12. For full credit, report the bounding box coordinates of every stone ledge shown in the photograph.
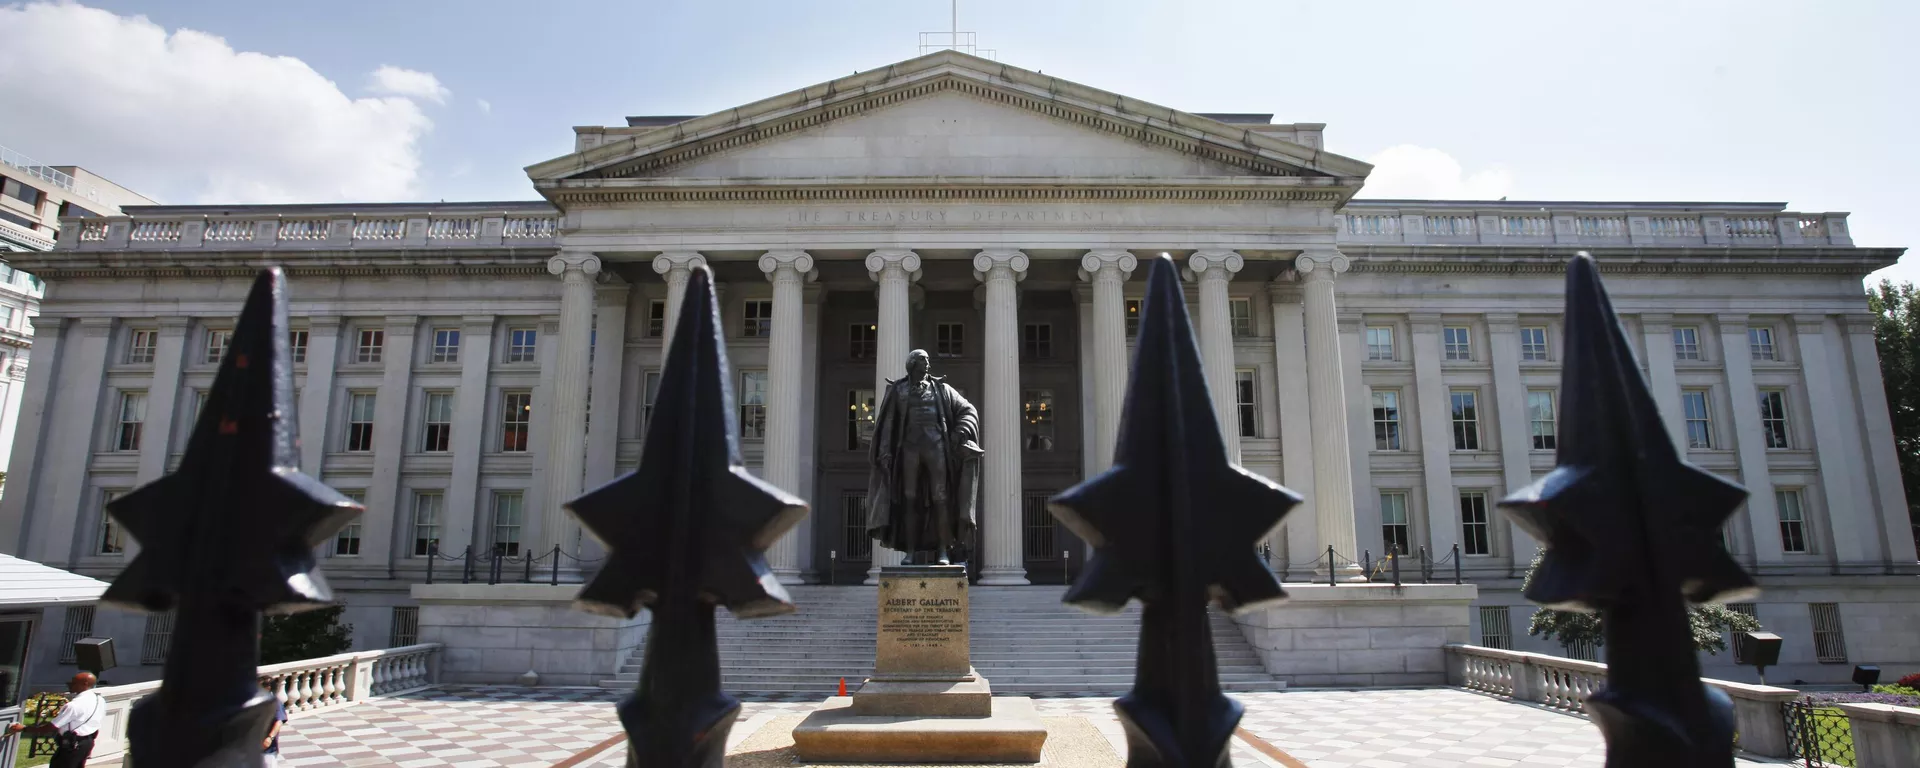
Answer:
[793,696,1047,763]
[411,583,584,603]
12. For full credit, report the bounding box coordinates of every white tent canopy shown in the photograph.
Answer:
[0,554,107,608]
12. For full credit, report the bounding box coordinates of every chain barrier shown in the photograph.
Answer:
[416,543,606,585]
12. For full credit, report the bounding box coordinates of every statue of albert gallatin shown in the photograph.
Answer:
[866,349,982,565]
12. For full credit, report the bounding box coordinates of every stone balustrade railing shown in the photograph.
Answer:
[1444,643,1801,758]
[61,207,560,252]
[86,643,441,762]
[1834,701,1920,768]
[1340,205,1853,248]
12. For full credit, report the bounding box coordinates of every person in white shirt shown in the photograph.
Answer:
[6,672,105,768]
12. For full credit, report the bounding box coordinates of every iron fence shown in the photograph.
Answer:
[1783,699,1856,767]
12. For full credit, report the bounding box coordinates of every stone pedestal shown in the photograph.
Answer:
[793,565,1047,763]
[410,583,648,687]
[1231,583,1477,687]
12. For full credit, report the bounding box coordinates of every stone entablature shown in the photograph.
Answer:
[1340,201,1854,249]
[54,202,559,258]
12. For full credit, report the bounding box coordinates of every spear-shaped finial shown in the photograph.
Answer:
[103,268,361,766]
[1048,254,1299,767]
[568,266,809,767]
[1500,253,1756,767]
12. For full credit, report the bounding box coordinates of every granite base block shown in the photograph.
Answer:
[852,673,992,716]
[792,696,1047,763]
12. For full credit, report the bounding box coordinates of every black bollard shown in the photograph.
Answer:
[426,542,436,585]
[1391,548,1402,586]
[1452,543,1463,585]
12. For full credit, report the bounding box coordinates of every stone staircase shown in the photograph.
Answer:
[599,585,1281,695]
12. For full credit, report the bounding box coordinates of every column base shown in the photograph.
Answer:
[1315,563,1370,583]
[976,568,1030,586]
[773,570,806,585]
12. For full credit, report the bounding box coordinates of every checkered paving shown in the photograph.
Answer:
[276,685,1792,766]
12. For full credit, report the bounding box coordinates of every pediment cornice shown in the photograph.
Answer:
[542,176,1360,207]
[528,52,1372,188]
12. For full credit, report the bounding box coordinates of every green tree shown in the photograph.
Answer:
[260,605,353,665]
[1867,280,1920,536]
[1521,551,1759,655]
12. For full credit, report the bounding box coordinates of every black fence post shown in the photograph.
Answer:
[462,545,473,584]
[523,552,533,583]
[1419,545,1430,584]
[1452,543,1463,585]
[1326,545,1336,586]
[1363,549,1372,583]
[426,542,436,584]
[551,545,561,585]
[1391,548,1402,586]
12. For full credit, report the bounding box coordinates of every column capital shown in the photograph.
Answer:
[1294,249,1349,280]
[548,251,602,277]
[759,249,814,278]
[1842,313,1878,335]
[653,250,706,275]
[972,249,1029,282]
[1187,249,1243,279]
[1079,249,1137,278]
[1483,312,1519,333]
[865,249,921,282]
[1408,313,1443,333]
[1638,312,1674,332]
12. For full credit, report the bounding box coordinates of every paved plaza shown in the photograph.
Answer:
[266,685,1791,767]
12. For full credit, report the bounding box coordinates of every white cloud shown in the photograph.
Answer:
[476,98,492,114]
[1358,145,1515,200]
[0,2,436,204]
[369,65,450,104]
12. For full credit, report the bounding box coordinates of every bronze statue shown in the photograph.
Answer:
[867,349,982,565]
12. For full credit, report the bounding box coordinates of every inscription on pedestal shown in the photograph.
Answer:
[875,565,970,679]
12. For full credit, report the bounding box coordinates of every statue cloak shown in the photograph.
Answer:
[865,375,982,555]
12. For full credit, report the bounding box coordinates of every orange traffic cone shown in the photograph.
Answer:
[839,677,847,697]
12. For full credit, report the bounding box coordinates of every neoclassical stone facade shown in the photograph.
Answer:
[1,52,1914,685]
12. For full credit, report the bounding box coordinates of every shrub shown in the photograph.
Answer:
[260,605,354,665]
[1898,672,1920,689]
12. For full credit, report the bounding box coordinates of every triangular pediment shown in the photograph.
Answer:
[527,51,1371,187]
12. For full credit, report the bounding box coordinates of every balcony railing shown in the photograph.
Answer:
[58,208,560,252]
[1339,205,1852,247]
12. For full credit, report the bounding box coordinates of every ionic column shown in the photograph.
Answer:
[865,250,921,581]
[1718,314,1785,565]
[1271,281,1317,577]
[653,251,706,347]
[1842,314,1920,565]
[544,252,600,556]
[1296,251,1363,580]
[1793,314,1872,567]
[1637,313,1688,449]
[975,249,1030,585]
[1485,313,1537,572]
[1190,250,1244,461]
[136,317,191,483]
[1080,250,1136,471]
[297,317,342,476]
[761,250,813,584]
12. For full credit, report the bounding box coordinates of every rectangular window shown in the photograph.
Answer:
[0,306,11,329]
[1478,606,1513,649]
[1024,389,1055,451]
[1235,370,1257,438]
[500,391,531,452]
[1520,326,1549,361]
[492,492,524,556]
[204,328,231,365]
[1228,298,1253,338]
[1682,389,1713,449]
[1809,603,1847,663]
[430,328,460,364]
[849,324,876,361]
[141,613,175,665]
[1759,389,1790,449]
[422,392,454,452]
[411,491,443,557]
[1776,489,1808,553]
[59,606,95,664]
[1022,323,1053,359]
[1371,390,1401,450]
[98,490,124,555]
[1727,603,1759,663]
[355,328,384,364]
[333,491,364,556]
[1527,390,1558,450]
[847,388,877,450]
[116,391,146,451]
[1380,491,1410,555]
[288,329,308,364]
[935,322,965,357]
[127,329,157,364]
[647,300,666,338]
[187,389,208,430]
[1460,490,1491,555]
[346,392,377,452]
[739,370,767,440]
[1124,299,1141,338]
[742,300,773,338]
[1443,326,1472,361]
[507,327,537,363]
[390,607,420,647]
[640,373,661,433]
[1748,327,1776,361]
[1450,389,1481,451]
[1673,326,1701,360]
[1365,326,1394,361]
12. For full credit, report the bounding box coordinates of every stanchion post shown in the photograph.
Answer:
[1391,549,1402,586]
[551,545,561,585]
[1363,549,1372,583]
[1326,545,1336,586]
[1453,543,1463,585]
[524,552,533,583]
[426,542,436,584]
[1419,545,1430,584]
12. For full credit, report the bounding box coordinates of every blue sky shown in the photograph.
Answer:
[4,0,1915,284]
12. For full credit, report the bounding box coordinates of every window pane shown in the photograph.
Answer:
[1124,299,1141,338]
[647,301,665,338]
[849,324,877,360]
[1234,370,1257,438]
[412,492,443,556]
[936,322,965,357]
[1527,390,1557,450]
[1228,298,1253,338]
[508,328,538,363]
[1682,390,1712,448]
[1460,491,1491,555]
[1776,489,1807,553]
[501,391,532,452]
[743,300,773,338]
[432,329,461,363]
[1520,327,1549,361]
[739,371,767,439]
[1748,327,1775,360]
[1366,327,1394,361]
[117,392,146,451]
[1760,390,1790,449]
[1023,389,1055,451]
[1673,327,1701,360]
[1450,390,1480,451]
[847,389,877,450]
[492,492,524,556]
[1380,492,1409,555]
[1371,390,1401,451]
[1443,327,1472,361]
